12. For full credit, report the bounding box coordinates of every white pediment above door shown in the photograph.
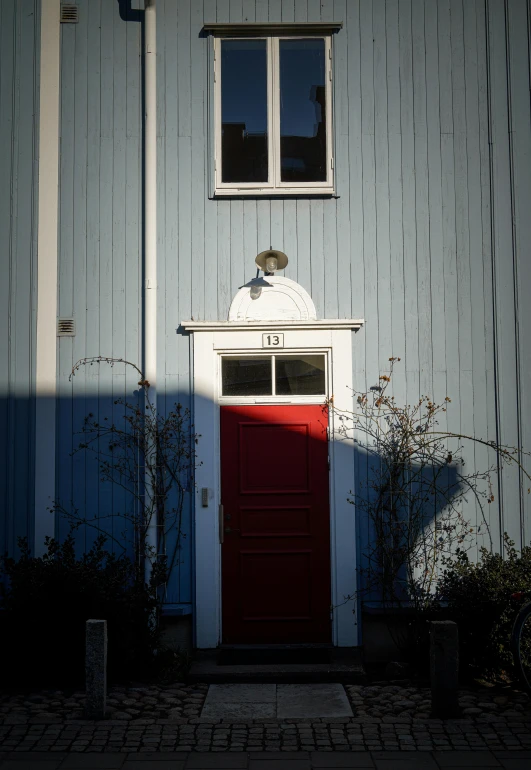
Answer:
[228,276,317,322]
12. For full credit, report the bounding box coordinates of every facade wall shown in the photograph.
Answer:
[51,0,531,615]
[55,0,145,570]
[0,0,41,560]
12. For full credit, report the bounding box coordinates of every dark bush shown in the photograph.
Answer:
[436,535,531,680]
[0,531,166,689]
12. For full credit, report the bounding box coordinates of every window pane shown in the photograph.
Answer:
[221,40,268,183]
[275,355,326,395]
[279,39,327,183]
[222,357,272,396]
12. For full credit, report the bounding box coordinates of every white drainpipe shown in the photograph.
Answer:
[144,0,158,589]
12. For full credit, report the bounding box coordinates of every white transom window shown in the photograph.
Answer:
[210,25,338,196]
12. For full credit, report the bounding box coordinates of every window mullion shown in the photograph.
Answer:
[271,355,276,396]
[267,37,275,187]
[271,37,280,189]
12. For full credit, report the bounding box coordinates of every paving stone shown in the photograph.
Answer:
[204,685,276,705]
[277,686,353,720]
[249,761,310,770]
[311,751,375,766]
[201,703,276,720]
[371,761,438,770]
[433,749,502,765]
[122,759,185,770]
[185,754,248,767]
[0,764,64,770]
[5,753,68,761]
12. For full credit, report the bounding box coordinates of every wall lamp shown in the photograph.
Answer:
[240,250,289,300]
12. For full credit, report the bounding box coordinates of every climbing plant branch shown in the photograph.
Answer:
[328,357,530,659]
[50,356,199,602]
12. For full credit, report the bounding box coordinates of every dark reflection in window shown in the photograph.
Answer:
[275,355,326,395]
[280,39,327,183]
[221,40,268,183]
[222,357,272,396]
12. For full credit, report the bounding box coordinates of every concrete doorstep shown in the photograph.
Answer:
[187,649,367,685]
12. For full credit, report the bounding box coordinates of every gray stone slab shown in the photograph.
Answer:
[370,753,437,762]
[248,762,310,770]
[60,754,126,769]
[200,702,277,720]
[433,750,501,766]
[204,684,277,704]
[490,764,529,770]
[311,751,375,766]
[121,763,184,770]
[0,764,64,770]
[249,753,310,760]
[185,754,248,768]
[374,754,438,770]
[5,754,68,761]
[125,754,189,761]
[277,684,353,719]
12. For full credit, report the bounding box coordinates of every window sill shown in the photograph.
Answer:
[211,189,338,199]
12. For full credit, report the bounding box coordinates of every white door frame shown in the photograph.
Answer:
[181,319,363,649]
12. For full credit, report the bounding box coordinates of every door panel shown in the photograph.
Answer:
[221,404,331,644]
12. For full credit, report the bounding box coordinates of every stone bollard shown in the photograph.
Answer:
[84,619,107,719]
[430,620,460,718]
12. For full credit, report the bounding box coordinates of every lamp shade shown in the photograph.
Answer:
[255,249,288,272]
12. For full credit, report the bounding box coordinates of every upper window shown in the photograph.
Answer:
[213,33,334,196]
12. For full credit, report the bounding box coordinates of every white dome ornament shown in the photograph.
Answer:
[229,250,317,323]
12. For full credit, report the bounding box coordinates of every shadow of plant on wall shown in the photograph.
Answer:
[329,357,531,670]
[51,356,199,608]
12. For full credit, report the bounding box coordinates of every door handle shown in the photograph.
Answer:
[224,527,241,534]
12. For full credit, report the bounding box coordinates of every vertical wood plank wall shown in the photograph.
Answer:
[54,0,531,610]
[0,0,40,561]
[56,0,143,570]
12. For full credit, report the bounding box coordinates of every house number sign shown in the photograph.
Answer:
[262,333,284,348]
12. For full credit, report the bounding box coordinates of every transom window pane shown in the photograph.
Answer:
[275,355,326,395]
[279,39,326,183]
[222,357,272,396]
[221,40,268,183]
[221,355,327,397]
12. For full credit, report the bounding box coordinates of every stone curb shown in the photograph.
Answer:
[2,716,530,726]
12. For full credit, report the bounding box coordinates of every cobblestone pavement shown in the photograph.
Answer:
[0,749,530,768]
[2,681,529,725]
[1,681,530,754]
[0,684,209,723]
[350,682,531,721]
[1,716,531,753]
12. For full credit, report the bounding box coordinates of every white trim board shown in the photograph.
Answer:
[182,320,363,331]
[184,319,363,649]
[34,0,61,556]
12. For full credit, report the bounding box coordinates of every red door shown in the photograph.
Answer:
[220,404,331,644]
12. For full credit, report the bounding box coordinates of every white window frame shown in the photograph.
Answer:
[213,33,335,197]
[219,351,329,402]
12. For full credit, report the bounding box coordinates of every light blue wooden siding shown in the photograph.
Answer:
[56,0,145,580]
[0,0,40,562]
[56,0,531,613]
[155,0,530,553]
[492,0,531,550]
